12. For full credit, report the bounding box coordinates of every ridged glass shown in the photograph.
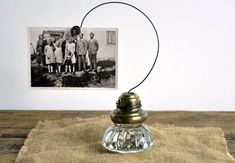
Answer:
[102,123,153,153]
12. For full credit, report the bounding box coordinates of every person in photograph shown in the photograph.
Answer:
[77,33,88,71]
[72,34,78,71]
[42,35,48,66]
[62,33,70,60]
[36,35,44,66]
[88,32,99,72]
[54,35,63,73]
[44,38,55,73]
[65,37,76,74]
[71,25,80,62]
[64,47,72,74]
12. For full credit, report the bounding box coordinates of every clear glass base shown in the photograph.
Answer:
[102,124,154,153]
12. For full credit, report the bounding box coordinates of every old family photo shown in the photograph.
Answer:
[29,27,118,88]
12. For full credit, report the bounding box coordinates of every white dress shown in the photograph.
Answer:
[67,42,76,64]
[44,45,55,64]
[54,47,63,64]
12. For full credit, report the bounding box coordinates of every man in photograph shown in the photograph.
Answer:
[88,32,99,72]
[36,34,45,66]
[77,33,88,71]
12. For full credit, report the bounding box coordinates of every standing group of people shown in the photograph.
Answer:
[35,31,99,74]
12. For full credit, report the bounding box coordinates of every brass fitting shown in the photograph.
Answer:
[110,92,148,124]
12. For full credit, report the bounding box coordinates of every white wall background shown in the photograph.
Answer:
[0,0,234,111]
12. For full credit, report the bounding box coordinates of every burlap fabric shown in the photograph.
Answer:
[16,115,234,163]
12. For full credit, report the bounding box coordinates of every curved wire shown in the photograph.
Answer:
[80,1,160,93]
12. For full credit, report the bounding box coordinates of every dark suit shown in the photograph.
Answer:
[61,40,67,60]
[77,39,88,71]
[88,39,99,71]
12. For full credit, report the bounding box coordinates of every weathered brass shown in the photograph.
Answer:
[110,92,148,124]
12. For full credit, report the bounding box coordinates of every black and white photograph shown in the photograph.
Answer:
[29,27,118,88]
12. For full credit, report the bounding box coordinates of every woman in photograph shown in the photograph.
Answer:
[54,36,63,73]
[44,39,55,73]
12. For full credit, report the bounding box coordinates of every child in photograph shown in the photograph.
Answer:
[67,37,76,74]
[64,37,75,74]
[64,45,72,74]
[44,39,55,73]
[54,36,63,73]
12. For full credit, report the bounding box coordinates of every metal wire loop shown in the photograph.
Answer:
[79,1,160,93]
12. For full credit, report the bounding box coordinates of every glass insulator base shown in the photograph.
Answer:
[102,124,154,153]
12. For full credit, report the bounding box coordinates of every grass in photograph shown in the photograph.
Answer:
[31,59,116,88]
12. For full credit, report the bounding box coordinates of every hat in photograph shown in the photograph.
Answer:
[71,26,80,36]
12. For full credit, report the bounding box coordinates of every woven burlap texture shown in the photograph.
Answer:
[16,115,234,163]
